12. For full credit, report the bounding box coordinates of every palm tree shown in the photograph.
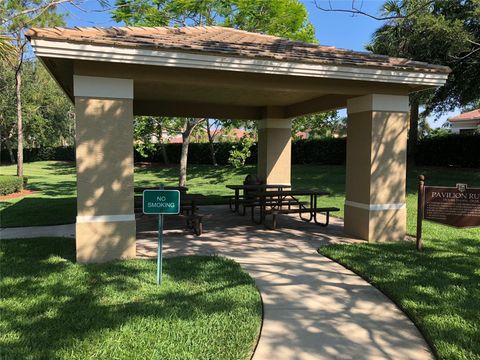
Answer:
[366,0,432,164]
[0,35,16,66]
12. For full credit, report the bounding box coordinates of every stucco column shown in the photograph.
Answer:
[345,94,409,241]
[74,75,136,263]
[257,118,292,185]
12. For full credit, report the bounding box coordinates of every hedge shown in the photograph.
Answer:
[0,175,25,196]
[292,138,346,164]
[0,146,75,163]
[1,134,479,168]
[415,134,480,168]
[134,142,258,165]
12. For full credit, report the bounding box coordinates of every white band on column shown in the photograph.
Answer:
[345,200,405,211]
[76,214,136,223]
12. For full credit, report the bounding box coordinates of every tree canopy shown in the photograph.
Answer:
[367,0,480,114]
[113,0,316,42]
[0,60,73,158]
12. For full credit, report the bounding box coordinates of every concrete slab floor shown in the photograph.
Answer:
[137,205,432,360]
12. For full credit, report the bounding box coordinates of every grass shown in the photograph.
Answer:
[0,237,262,359]
[1,161,477,228]
[1,161,479,358]
[0,161,345,227]
[1,162,77,227]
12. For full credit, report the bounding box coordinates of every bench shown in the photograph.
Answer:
[178,213,203,236]
[242,199,301,215]
[251,204,339,229]
[190,214,203,236]
[270,207,339,228]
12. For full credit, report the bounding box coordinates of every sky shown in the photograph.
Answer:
[59,0,458,128]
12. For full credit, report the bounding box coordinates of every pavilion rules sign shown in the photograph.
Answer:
[416,177,479,252]
[423,183,480,228]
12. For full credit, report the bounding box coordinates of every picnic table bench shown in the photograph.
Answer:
[248,189,339,229]
[225,184,291,214]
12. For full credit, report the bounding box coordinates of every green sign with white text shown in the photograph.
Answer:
[143,190,180,215]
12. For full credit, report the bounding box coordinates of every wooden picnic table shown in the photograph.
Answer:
[225,184,291,213]
[247,189,338,228]
[135,186,188,194]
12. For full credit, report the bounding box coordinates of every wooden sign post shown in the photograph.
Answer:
[416,175,425,251]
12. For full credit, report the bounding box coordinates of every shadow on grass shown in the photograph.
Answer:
[43,161,76,176]
[134,164,253,187]
[0,238,261,359]
[27,179,77,197]
[0,197,76,227]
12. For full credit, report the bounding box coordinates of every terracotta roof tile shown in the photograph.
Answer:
[26,26,451,74]
[449,109,480,122]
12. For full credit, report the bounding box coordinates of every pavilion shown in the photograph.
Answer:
[27,26,450,263]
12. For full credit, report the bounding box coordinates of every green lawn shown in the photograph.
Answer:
[1,161,477,228]
[1,160,479,358]
[0,161,343,227]
[0,237,262,359]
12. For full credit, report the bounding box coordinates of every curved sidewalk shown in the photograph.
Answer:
[0,224,75,239]
[2,207,433,359]
[138,206,432,360]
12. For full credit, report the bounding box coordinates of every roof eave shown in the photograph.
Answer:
[30,38,450,88]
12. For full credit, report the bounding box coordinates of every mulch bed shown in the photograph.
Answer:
[0,189,37,200]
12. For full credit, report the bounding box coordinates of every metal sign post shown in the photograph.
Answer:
[142,184,180,285]
[157,211,164,285]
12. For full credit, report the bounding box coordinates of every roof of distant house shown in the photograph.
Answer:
[449,109,480,122]
[26,26,451,75]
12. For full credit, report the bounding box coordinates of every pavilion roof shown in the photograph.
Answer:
[26,26,451,75]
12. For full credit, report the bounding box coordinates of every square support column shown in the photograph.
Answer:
[257,118,292,185]
[345,94,409,241]
[74,76,136,263]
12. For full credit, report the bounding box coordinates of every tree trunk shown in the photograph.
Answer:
[0,118,16,164]
[408,96,419,166]
[156,120,169,165]
[15,55,23,177]
[5,136,16,164]
[160,141,169,166]
[206,119,218,166]
[179,119,194,187]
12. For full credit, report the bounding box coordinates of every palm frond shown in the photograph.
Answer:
[0,35,17,66]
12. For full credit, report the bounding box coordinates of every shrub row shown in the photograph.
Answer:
[134,142,258,165]
[415,134,480,168]
[292,138,346,164]
[1,134,479,167]
[1,146,75,164]
[0,175,25,196]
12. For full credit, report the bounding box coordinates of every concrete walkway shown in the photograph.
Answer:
[137,206,433,360]
[0,223,75,239]
[2,206,432,359]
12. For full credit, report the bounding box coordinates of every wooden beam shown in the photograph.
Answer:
[134,100,262,120]
[74,60,412,96]
[286,95,352,118]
